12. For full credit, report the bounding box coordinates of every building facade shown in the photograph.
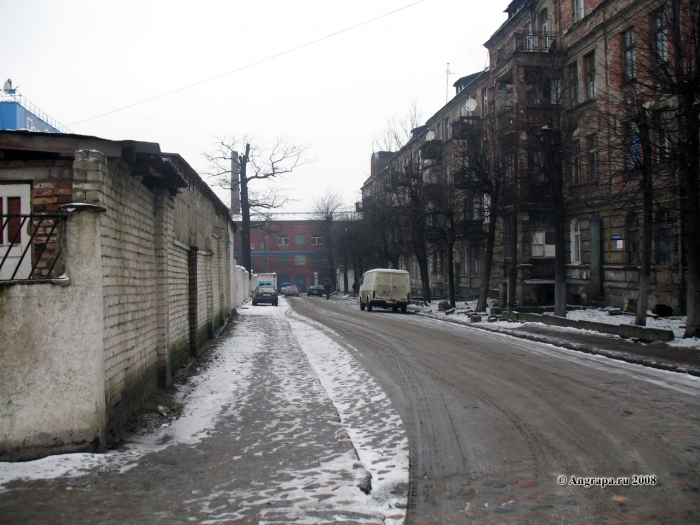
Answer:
[233,216,330,292]
[363,0,695,316]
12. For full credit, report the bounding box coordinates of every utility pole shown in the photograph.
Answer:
[238,144,252,277]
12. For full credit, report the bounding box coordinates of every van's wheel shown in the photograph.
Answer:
[360,299,365,310]
[401,304,407,313]
[367,303,373,312]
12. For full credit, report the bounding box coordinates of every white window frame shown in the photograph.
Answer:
[572,0,585,23]
[570,219,581,263]
[532,230,555,258]
[0,184,32,279]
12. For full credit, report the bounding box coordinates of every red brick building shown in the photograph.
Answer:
[233,217,329,292]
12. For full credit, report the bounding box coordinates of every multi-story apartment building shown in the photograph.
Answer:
[363,0,697,320]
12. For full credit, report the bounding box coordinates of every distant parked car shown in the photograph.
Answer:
[307,284,324,297]
[279,283,291,294]
[284,284,300,297]
[252,286,278,306]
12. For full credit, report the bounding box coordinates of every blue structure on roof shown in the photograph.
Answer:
[0,80,71,133]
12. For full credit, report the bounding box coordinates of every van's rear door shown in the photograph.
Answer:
[390,272,409,301]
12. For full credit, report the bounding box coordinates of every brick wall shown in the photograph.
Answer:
[168,240,191,372]
[74,152,160,431]
[0,144,235,459]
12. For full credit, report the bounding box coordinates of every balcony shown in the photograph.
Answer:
[514,32,557,54]
[497,108,515,132]
[492,32,558,78]
[420,140,443,161]
[451,116,481,141]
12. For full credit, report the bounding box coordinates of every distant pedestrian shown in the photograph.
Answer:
[324,280,330,300]
[352,281,359,298]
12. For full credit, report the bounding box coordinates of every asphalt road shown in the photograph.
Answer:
[288,296,700,524]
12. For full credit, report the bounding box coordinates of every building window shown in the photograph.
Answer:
[658,227,672,264]
[504,215,514,259]
[628,213,640,264]
[469,193,484,220]
[295,255,306,266]
[532,230,556,258]
[482,88,488,116]
[549,78,561,105]
[653,9,668,64]
[654,110,671,163]
[278,255,289,267]
[294,234,306,246]
[311,235,322,245]
[445,117,450,139]
[587,134,598,181]
[570,219,581,263]
[572,0,585,23]
[312,253,323,267]
[569,139,581,184]
[470,245,483,276]
[624,122,641,171]
[540,9,550,49]
[622,28,636,82]
[278,234,289,246]
[567,62,579,106]
[504,153,516,184]
[529,150,546,181]
[251,242,255,250]
[525,19,534,51]
[530,211,555,258]
[584,51,596,99]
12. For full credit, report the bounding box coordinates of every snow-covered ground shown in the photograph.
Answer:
[0,300,409,524]
[338,293,699,351]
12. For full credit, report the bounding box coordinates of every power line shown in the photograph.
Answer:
[70,0,425,126]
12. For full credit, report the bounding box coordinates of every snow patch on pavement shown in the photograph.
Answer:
[0,318,264,489]
[287,313,410,515]
[0,299,409,524]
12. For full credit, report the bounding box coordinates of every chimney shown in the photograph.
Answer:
[231,151,240,215]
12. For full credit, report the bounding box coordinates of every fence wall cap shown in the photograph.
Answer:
[59,203,107,213]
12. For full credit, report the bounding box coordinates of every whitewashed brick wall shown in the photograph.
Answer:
[168,240,190,370]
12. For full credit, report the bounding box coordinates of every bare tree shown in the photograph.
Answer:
[502,58,584,317]
[312,190,345,291]
[646,0,700,337]
[368,103,432,302]
[601,0,700,335]
[423,167,465,308]
[204,136,308,275]
[373,101,422,152]
[452,116,503,312]
[389,152,433,303]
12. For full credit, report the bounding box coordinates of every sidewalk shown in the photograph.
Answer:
[0,302,409,524]
[336,294,700,377]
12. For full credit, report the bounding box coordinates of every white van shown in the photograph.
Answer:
[359,269,411,313]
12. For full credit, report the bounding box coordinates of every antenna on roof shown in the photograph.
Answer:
[445,63,454,103]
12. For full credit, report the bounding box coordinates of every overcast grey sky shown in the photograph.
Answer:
[2,0,510,212]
